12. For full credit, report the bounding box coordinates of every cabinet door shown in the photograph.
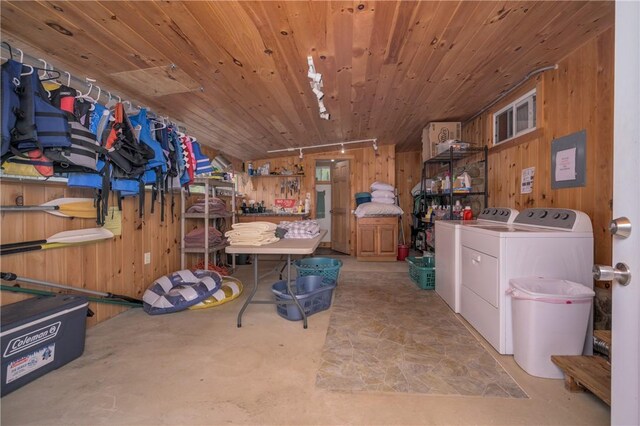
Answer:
[377,224,397,256]
[357,225,377,257]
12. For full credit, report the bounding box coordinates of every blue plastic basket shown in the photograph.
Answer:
[271,276,336,321]
[406,256,435,290]
[294,257,343,283]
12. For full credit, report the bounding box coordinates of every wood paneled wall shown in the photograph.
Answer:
[243,144,396,255]
[395,151,422,245]
[0,180,181,327]
[463,28,613,287]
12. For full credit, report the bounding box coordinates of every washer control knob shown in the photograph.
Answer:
[561,213,570,220]
[539,211,548,218]
[553,213,561,219]
[527,211,535,217]
[491,209,498,215]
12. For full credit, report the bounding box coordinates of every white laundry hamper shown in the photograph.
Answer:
[508,277,595,379]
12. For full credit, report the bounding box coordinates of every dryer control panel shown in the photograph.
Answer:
[477,208,519,223]
[513,208,593,232]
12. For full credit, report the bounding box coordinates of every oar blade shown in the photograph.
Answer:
[47,228,114,244]
[43,198,95,218]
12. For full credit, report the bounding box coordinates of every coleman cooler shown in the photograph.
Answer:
[1,295,89,396]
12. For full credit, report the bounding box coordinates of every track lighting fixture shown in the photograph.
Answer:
[373,141,378,151]
[267,138,378,155]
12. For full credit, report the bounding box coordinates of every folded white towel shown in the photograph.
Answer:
[231,222,277,231]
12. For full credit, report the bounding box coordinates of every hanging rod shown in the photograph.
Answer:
[0,42,188,132]
[267,138,378,154]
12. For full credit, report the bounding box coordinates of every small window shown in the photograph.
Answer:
[316,166,330,181]
[494,89,536,145]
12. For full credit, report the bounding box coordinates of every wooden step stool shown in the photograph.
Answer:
[551,355,611,406]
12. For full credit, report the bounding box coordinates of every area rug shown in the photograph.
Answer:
[315,271,528,398]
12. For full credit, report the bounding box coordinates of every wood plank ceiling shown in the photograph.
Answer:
[0,1,614,160]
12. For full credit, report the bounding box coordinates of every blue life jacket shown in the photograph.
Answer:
[191,140,214,175]
[1,59,22,159]
[129,109,166,183]
[11,71,72,153]
[129,109,167,219]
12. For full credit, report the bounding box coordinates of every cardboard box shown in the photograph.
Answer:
[421,122,462,161]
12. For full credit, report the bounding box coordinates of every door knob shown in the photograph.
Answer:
[593,263,631,286]
[609,217,631,238]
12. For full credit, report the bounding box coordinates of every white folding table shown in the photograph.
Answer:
[226,229,327,329]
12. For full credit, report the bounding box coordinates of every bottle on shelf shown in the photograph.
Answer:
[463,206,473,221]
[453,200,462,219]
[443,173,451,192]
[247,162,254,176]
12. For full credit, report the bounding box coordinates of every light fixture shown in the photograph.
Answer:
[312,87,324,100]
[299,148,303,159]
[307,55,329,120]
[373,140,378,151]
[267,138,378,155]
[331,159,335,162]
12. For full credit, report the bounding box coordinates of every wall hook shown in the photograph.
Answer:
[38,58,48,78]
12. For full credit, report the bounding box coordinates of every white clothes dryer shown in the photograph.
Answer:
[459,208,594,355]
[435,208,519,313]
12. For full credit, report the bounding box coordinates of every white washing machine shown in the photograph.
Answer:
[435,208,519,313]
[459,208,594,355]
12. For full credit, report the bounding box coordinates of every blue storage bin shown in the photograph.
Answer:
[355,192,372,206]
[271,276,336,321]
[294,257,343,283]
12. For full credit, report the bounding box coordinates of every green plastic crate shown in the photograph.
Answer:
[406,256,435,290]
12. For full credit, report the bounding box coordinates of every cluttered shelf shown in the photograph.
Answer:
[249,174,305,178]
[421,191,486,198]
[181,243,229,254]
[424,146,487,164]
[183,212,233,219]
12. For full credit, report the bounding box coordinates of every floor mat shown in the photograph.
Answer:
[316,271,528,398]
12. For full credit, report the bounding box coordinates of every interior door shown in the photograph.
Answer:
[331,160,350,254]
[611,2,639,424]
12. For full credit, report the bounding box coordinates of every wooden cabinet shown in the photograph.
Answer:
[356,216,399,262]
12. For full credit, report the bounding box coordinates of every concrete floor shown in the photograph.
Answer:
[2,257,610,425]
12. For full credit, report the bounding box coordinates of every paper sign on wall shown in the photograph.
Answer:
[521,167,535,194]
[555,147,577,181]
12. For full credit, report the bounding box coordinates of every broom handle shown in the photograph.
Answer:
[0,205,59,212]
[1,240,47,250]
[0,272,142,304]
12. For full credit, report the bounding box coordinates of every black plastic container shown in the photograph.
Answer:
[1,295,88,396]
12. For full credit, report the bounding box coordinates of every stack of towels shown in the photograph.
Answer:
[278,220,320,239]
[184,227,227,248]
[186,197,228,216]
[225,222,279,246]
[370,181,396,205]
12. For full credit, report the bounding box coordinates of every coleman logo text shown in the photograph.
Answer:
[3,322,61,358]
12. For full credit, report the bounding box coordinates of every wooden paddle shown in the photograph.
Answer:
[0,198,96,219]
[0,228,114,255]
